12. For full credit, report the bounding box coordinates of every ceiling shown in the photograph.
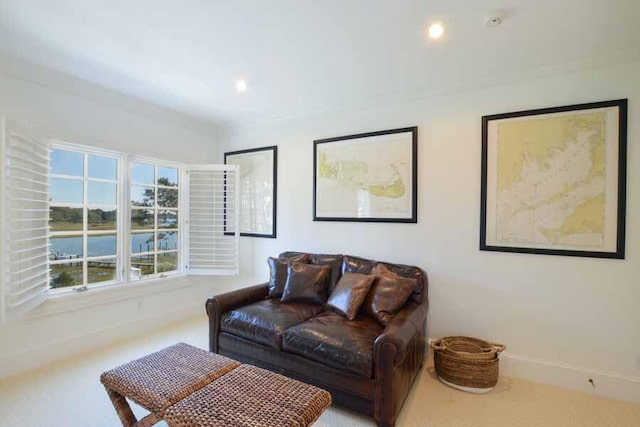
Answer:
[1,0,639,130]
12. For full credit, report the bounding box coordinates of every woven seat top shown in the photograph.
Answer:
[164,364,333,427]
[100,342,240,415]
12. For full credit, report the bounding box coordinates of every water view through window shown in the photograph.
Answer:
[50,233,177,258]
[49,148,119,289]
[130,162,179,279]
[48,148,181,288]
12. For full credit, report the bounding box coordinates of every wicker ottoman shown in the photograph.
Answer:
[101,342,332,427]
[101,343,240,427]
[164,364,332,427]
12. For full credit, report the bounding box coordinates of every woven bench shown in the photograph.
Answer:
[100,343,332,427]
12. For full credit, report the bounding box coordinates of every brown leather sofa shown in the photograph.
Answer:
[206,252,428,427]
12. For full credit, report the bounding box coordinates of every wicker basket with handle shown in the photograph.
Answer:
[434,336,506,360]
[431,336,506,392]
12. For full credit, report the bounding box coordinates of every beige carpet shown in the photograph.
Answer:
[1,316,639,427]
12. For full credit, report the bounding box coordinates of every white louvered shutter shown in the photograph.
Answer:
[184,165,240,275]
[1,118,50,323]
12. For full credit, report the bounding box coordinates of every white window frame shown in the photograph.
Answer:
[127,155,184,282]
[48,141,125,294]
[47,146,187,292]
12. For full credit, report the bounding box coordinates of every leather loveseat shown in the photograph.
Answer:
[206,252,428,427]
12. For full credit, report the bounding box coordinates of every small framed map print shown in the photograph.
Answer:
[224,146,277,238]
[480,99,627,259]
[314,127,417,223]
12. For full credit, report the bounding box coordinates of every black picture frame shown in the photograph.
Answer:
[224,145,277,238]
[480,99,627,259]
[313,126,418,223]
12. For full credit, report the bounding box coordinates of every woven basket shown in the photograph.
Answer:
[431,336,505,392]
[436,336,506,361]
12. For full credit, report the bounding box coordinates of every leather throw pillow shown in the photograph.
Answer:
[281,263,331,305]
[310,254,343,295]
[363,263,416,326]
[327,272,376,320]
[267,254,310,299]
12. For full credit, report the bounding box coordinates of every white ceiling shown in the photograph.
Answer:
[1,0,639,130]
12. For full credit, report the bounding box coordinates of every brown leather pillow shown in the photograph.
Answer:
[267,254,310,299]
[310,254,343,295]
[281,263,331,305]
[362,263,416,326]
[327,272,376,320]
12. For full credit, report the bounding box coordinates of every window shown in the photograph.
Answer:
[49,147,120,289]
[130,161,180,278]
[1,118,239,322]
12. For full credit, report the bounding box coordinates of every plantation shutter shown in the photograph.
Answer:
[1,118,50,323]
[184,165,240,275]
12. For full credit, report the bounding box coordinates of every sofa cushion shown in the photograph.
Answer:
[267,254,310,299]
[282,310,383,378]
[279,252,344,294]
[342,254,426,304]
[221,299,323,350]
[362,264,416,326]
[281,263,331,305]
[327,272,376,320]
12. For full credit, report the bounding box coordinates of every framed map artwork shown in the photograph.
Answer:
[314,127,417,223]
[224,146,277,238]
[480,99,627,259]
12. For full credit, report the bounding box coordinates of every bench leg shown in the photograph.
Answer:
[105,387,162,427]
[105,386,138,427]
[135,413,163,427]
[104,386,163,427]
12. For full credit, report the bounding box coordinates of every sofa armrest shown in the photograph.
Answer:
[374,302,426,366]
[205,283,269,353]
[206,283,268,316]
[373,302,427,426]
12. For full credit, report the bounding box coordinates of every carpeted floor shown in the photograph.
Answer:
[1,315,639,427]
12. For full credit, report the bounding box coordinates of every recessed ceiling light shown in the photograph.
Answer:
[236,79,247,92]
[427,23,444,39]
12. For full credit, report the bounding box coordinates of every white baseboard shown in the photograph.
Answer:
[427,339,640,405]
[499,352,640,405]
[0,303,201,380]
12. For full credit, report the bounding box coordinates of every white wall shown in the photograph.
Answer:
[0,56,228,379]
[0,54,218,161]
[219,60,640,403]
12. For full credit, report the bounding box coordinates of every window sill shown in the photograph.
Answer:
[27,274,191,319]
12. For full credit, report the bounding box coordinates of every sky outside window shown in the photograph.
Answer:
[51,149,118,205]
[88,182,117,205]
[132,162,154,184]
[51,149,82,176]
[89,155,117,180]
[158,166,178,186]
[50,178,83,204]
